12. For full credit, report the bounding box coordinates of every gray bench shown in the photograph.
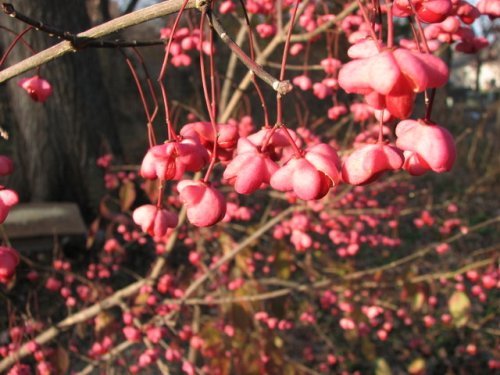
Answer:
[3,203,86,252]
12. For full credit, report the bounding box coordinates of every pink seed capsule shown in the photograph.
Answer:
[18,75,53,102]
[341,144,404,185]
[177,180,226,227]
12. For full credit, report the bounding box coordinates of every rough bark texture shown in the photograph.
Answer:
[0,0,122,220]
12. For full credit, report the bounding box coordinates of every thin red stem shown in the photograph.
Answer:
[408,18,423,53]
[132,47,160,126]
[160,84,177,140]
[407,0,431,54]
[260,124,279,153]
[408,16,431,117]
[238,0,270,126]
[0,26,34,69]
[199,11,218,183]
[278,1,299,82]
[378,109,384,143]
[407,2,436,119]
[0,25,36,54]
[157,0,190,140]
[209,28,217,121]
[424,89,436,122]
[281,125,303,157]
[333,29,340,59]
[156,183,165,208]
[276,0,300,126]
[121,50,157,147]
[356,0,382,51]
[158,0,190,79]
[254,75,271,127]
[372,0,383,40]
[386,1,394,49]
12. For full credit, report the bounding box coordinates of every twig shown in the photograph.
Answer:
[0,26,33,68]
[179,206,297,301]
[219,20,247,112]
[162,287,294,305]
[1,2,168,48]
[76,340,135,375]
[265,61,325,71]
[236,3,270,126]
[344,216,500,280]
[410,252,497,283]
[208,11,292,96]
[187,306,200,364]
[285,358,321,375]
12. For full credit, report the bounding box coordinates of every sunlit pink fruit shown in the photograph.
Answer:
[342,144,404,185]
[396,119,456,174]
[18,75,53,102]
[132,204,178,237]
[177,180,226,227]
[271,143,341,200]
[0,246,19,284]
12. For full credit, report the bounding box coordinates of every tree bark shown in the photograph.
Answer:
[0,0,122,220]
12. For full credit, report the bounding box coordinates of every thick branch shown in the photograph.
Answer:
[180,206,297,300]
[1,3,167,48]
[0,0,198,83]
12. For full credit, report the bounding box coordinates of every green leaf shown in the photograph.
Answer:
[375,358,393,375]
[411,290,425,311]
[119,180,136,212]
[448,291,471,327]
[408,357,426,374]
[275,246,291,280]
[50,346,70,374]
[361,336,375,360]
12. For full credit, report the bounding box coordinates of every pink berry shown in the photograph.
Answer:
[177,180,226,227]
[0,247,19,284]
[18,76,53,102]
[341,144,404,185]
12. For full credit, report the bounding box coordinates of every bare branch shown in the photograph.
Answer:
[219,21,247,112]
[209,11,292,96]
[1,2,169,47]
[0,0,291,98]
[0,0,199,83]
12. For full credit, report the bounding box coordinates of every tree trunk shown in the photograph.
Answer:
[0,0,122,220]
